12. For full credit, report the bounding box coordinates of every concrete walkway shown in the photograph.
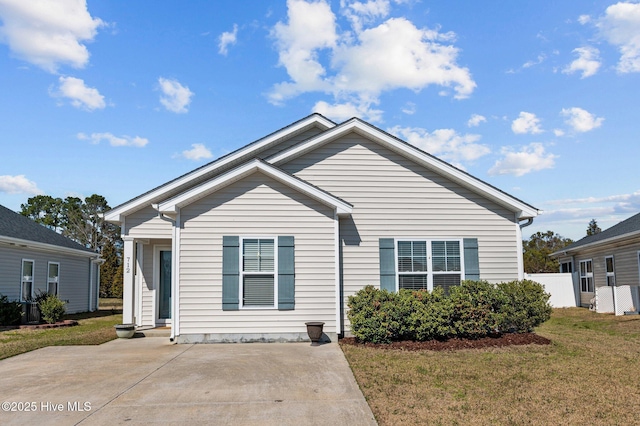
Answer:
[0,338,376,425]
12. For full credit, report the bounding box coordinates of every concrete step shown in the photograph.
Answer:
[136,327,171,338]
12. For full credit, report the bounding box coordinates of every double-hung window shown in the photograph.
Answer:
[241,238,276,308]
[48,262,60,296]
[605,256,615,287]
[579,259,594,292]
[21,259,34,301]
[397,239,462,292]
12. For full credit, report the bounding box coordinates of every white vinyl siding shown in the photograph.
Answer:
[47,262,60,296]
[124,205,172,238]
[21,259,34,301]
[0,245,94,313]
[178,171,336,336]
[278,133,520,330]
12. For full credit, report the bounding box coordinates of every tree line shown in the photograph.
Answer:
[523,218,601,273]
[20,195,122,298]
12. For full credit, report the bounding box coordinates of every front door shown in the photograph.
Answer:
[158,250,172,321]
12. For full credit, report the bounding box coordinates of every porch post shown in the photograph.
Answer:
[123,237,135,324]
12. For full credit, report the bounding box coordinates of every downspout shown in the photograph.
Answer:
[153,204,178,342]
[516,216,534,280]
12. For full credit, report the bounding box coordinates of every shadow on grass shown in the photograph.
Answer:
[65,309,123,321]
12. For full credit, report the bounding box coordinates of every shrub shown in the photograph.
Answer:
[0,294,23,326]
[449,280,506,339]
[407,287,453,341]
[38,294,66,324]
[497,279,552,332]
[347,280,553,343]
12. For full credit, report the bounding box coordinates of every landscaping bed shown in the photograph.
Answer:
[340,332,550,351]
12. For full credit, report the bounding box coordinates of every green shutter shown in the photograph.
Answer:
[278,236,295,310]
[379,238,396,292]
[222,236,239,311]
[463,238,480,281]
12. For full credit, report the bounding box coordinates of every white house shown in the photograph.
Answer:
[0,204,102,315]
[104,114,539,343]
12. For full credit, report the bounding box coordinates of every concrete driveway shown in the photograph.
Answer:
[0,338,376,425]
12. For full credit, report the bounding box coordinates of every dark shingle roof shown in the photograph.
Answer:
[0,204,96,254]
[559,212,640,253]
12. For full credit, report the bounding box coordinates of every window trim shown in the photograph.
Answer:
[579,259,594,293]
[605,255,615,287]
[395,238,464,292]
[21,259,35,302]
[637,251,640,285]
[239,236,278,310]
[47,262,60,297]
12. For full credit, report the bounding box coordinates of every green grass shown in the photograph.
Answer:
[0,300,122,361]
[341,308,640,425]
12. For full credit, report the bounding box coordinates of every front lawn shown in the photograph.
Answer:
[341,308,640,425]
[0,303,122,361]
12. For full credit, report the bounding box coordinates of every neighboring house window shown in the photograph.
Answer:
[48,262,60,296]
[605,256,615,287]
[579,259,594,293]
[560,261,572,273]
[396,239,462,292]
[241,238,276,308]
[21,259,34,301]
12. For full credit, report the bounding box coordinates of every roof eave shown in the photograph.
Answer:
[0,235,100,258]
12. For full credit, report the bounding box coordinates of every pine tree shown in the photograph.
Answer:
[586,219,602,236]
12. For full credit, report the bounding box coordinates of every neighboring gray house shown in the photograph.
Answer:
[104,114,539,343]
[0,204,102,314]
[551,212,640,307]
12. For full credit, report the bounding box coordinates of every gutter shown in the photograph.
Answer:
[152,204,178,342]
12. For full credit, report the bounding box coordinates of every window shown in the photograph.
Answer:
[21,259,34,301]
[560,261,573,273]
[605,256,615,287]
[579,259,594,293]
[241,238,276,308]
[47,262,60,296]
[397,240,462,292]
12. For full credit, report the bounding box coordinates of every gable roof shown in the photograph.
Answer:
[268,117,539,219]
[551,212,640,257]
[105,113,336,223]
[105,114,538,223]
[0,204,97,256]
[157,159,353,216]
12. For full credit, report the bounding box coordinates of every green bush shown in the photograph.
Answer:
[347,280,552,343]
[497,279,552,332]
[449,280,506,339]
[0,294,23,326]
[38,294,66,324]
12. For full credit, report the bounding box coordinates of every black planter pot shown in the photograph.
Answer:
[305,321,325,346]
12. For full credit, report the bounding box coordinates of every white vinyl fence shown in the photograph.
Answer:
[524,273,577,308]
[595,285,640,315]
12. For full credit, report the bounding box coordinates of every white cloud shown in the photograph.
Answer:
[218,24,238,55]
[488,143,557,177]
[596,1,640,73]
[78,132,148,147]
[401,102,416,115]
[578,15,592,25]
[269,0,475,118]
[389,125,490,164]
[158,77,194,113]
[0,0,104,72]
[0,174,42,194]
[561,107,604,132]
[467,114,486,127]
[553,129,565,137]
[511,112,543,134]
[313,99,383,122]
[180,143,213,161]
[522,54,546,69]
[52,76,105,110]
[563,46,601,78]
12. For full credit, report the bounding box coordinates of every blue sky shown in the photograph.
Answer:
[0,0,639,241]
